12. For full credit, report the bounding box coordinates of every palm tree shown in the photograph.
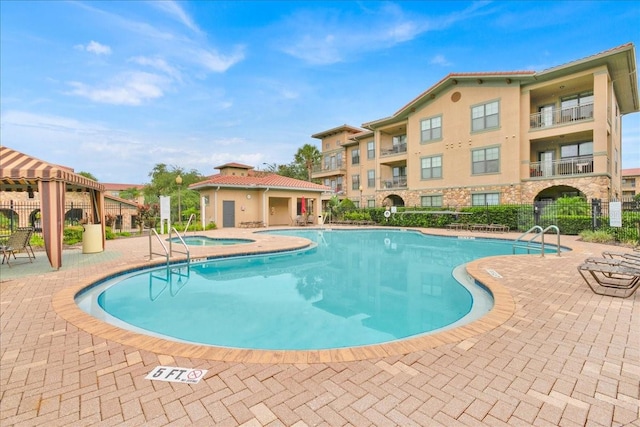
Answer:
[294,144,321,181]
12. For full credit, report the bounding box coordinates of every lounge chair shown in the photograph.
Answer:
[602,251,640,262]
[578,262,640,298]
[0,227,36,267]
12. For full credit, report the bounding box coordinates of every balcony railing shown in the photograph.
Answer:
[529,157,593,178]
[312,162,345,174]
[530,103,594,129]
[381,177,407,189]
[380,143,407,157]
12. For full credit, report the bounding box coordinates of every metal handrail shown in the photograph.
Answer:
[183,214,196,235]
[542,225,561,257]
[149,228,169,265]
[513,225,544,256]
[512,225,561,257]
[169,227,190,263]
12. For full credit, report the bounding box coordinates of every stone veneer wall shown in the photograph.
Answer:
[376,176,612,207]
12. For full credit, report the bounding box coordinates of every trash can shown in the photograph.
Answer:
[82,224,103,254]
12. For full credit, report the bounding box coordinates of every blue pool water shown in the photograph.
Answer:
[168,236,253,246]
[77,229,540,350]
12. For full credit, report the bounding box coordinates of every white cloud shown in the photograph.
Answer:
[130,56,182,82]
[194,46,246,73]
[152,0,203,35]
[278,2,492,65]
[430,54,453,67]
[67,71,168,105]
[75,40,112,55]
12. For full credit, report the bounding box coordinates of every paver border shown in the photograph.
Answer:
[52,231,518,364]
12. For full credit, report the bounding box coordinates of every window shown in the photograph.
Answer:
[367,169,375,187]
[367,199,375,208]
[352,174,360,190]
[421,155,442,179]
[421,116,442,142]
[472,147,500,174]
[561,91,593,121]
[471,101,499,131]
[392,135,406,147]
[367,141,375,159]
[561,141,592,159]
[472,193,499,206]
[336,176,343,193]
[352,148,360,165]
[421,195,442,207]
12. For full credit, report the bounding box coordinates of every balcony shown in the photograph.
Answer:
[381,177,407,189]
[529,157,594,178]
[380,143,407,157]
[530,103,594,129]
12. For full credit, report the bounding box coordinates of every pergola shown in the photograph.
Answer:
[0,146,105,269]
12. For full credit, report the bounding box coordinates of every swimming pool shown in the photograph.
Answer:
[76,229,536,351]
[168,235,253,246]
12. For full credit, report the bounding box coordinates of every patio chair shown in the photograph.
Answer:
[602,251,640,262]
[0,227,36,267]
[577,262,640,298]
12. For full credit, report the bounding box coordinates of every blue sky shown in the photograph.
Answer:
[1,1,639,184]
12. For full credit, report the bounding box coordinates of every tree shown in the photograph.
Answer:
[142,164,205,222]
[294,143,321,181]
[275,162,307,181]
[119,187,141,200]
[78,171,98,181]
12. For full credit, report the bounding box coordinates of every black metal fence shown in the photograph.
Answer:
[366,198,640,243]
[0,200,141,236]
[1,198,638,243]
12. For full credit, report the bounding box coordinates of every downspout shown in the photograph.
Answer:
[214,186,220,227]
[263,188,270,226]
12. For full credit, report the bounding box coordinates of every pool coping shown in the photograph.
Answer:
[52,228,519,364]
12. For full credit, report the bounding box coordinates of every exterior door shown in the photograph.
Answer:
[539,151,554,177]
[222,200,235,228]
[539,105,554,127]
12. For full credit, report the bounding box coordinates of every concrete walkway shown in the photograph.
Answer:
[1,228,638,426]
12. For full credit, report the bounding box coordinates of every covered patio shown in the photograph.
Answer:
[0,146,105,269]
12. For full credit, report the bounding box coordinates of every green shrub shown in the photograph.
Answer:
[63,226,84,245]
[579,230,616,244]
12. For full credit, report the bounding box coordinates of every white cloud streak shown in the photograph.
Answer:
[74,40,112,55]
[277,2,492,65]
[67,71,169,105]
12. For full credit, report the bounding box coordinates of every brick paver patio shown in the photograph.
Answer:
[1,227,638,426]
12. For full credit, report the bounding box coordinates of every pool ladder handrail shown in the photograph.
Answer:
[183,214,196,235]
[148,228,170,265]
[169,227,190,264]
[148,228,191,266]
[512,225,561,257]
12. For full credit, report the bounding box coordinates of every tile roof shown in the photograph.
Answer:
[622,168,640,176]
[190,171,330,192]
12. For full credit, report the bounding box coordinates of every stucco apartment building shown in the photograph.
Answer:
[312,43,639,209]
[622,168,640,199]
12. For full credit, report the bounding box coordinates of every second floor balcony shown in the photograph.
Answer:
[381,176,407,189]
[529,156,594,179]
[530,103,594,129]
[380,143,407,157]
